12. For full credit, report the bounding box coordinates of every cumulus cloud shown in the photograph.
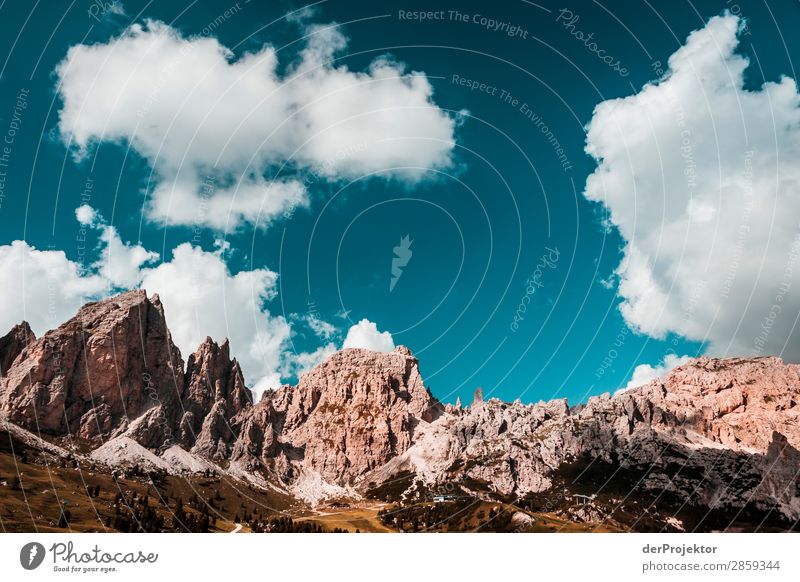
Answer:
[55,20,457,229]
[584,13,800,359]
[342,318,395,352]
[304,313,337,340]
[139,243,291,394]
[622,354,692,392]
[75,204,97,225]
[76,204,159,288]
[0,241,106,337]
[98,226,159,288]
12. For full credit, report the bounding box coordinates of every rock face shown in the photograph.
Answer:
[230,347,444,486]
[0,291,184,442]
[627,357,800,451]
[181,337,252,458]
[0,321,34,377]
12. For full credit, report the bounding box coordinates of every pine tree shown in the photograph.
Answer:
[57,508,71,529]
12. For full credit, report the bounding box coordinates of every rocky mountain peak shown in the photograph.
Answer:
[0,290,184,441]
[295,346,438,419]
[229,345,444,489]
[393,345,414,357]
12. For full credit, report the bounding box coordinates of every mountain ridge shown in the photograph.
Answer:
[1,290,798,530]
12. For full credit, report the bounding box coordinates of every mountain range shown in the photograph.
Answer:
[1,290,798,532]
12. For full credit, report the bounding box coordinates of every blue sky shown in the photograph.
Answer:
[2,0,800,406]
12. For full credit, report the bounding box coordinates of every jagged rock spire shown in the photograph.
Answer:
[0,321,34,377]
[181,335,253,458]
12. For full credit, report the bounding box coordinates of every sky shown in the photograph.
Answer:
[1,0,799,406]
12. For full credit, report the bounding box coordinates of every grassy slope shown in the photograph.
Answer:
[0,430,294,533]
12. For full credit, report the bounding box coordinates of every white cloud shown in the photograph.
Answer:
[76,205,160,288]
[621,354,692,392]
[139,243,291,394]
[55,20,457,229]
[97,225,159,288]
[75,204,96,225]
[304,313,337,340]
[342,318,395,352]
[0,241,106,337]
[584,13,800,359]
